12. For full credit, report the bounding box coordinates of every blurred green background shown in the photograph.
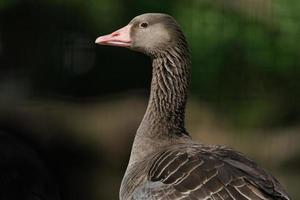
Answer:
[0,0,299,199]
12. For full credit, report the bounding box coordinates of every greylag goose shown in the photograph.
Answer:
[95,13,290,200]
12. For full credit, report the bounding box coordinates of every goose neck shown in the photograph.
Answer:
[139,48,190,137]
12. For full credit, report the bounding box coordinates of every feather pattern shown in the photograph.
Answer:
[122,144,290,200]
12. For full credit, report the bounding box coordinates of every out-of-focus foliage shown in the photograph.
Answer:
[173,0,300,128]
[0,0,299,199]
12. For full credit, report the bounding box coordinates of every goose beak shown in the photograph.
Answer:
[95,24,132,47]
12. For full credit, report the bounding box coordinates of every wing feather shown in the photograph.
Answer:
[132,144,290,200]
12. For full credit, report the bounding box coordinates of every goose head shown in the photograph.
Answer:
[95,13,187,57]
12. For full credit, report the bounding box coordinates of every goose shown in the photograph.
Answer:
[95,13,290,200]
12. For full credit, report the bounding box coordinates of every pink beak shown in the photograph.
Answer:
[95,24,132,47]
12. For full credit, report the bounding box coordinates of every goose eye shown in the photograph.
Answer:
[140,22,149,28]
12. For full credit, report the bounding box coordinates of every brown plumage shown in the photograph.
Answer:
[95,13,290,200]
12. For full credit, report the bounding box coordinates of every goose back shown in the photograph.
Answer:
[121,143,289,200]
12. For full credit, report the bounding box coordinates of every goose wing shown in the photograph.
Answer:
[133,145,290,200]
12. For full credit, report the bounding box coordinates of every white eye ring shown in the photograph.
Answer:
[140,22,149,28]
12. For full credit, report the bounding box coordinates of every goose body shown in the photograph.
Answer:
[96,13,290,200]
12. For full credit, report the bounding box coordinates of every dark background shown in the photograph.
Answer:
[0,0,299,199]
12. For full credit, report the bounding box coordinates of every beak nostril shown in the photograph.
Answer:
[95,24,132,46]
[112,32,120,37]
